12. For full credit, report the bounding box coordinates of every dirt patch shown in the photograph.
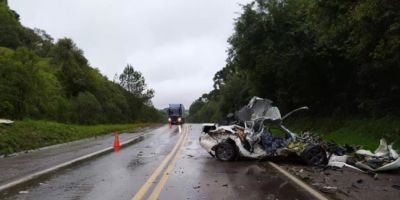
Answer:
[281,164,400,200]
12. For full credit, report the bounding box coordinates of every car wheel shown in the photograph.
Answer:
[301,145,327,166]
[215,141,238,161]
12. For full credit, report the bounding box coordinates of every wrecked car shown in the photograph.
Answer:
[199,97,342,166]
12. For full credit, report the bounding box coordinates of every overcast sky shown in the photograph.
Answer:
[9,0,251,109]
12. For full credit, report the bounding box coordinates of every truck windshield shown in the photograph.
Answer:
[168,108,181,116]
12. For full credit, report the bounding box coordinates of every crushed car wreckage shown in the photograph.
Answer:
[199,96,400,172]
[199,97,344,166]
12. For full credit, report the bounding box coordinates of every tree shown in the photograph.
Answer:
[0,3,24,48]
[0,47,67,119]
[72,92,102,124]
[189,0,400,121]
[119,64,154,100]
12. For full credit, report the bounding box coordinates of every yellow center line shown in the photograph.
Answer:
[131,126,186,200]
[147,126,188,200]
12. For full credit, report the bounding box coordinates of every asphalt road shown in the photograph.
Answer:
[0,128,151,187]
[1,124,318,200]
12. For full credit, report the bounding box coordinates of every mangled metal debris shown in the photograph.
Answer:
[199,96,340,166]
[327,138,400,172]
[199,96,400,172]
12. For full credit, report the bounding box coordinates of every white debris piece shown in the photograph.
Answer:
[328,155,348,168]
[0,119,14,124]
[389,144,399,159]
[375,158,400,171]
[355,149,376,157]
[327,155,366,172]
[329,155,348,163]
[374,139,389,157]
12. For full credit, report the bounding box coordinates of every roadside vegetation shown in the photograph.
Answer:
[0,2,165,154]
[188,0,400,149]
[286,117,400,151]
[0,120,152,155]
[0,2,165,124]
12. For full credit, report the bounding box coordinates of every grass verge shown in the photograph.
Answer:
[0,120,153,156]
[285,117,400,151]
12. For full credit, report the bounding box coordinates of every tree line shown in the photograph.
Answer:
[0,2,164,124]
[189,0,400,122]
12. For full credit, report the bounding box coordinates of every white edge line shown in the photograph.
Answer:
[0,135,143,192]
[268,161,330,200]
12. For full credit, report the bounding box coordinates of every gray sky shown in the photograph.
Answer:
[9,0,251,109]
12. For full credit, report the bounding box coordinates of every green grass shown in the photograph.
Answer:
[284,117,400,151]
[0,120,153,155]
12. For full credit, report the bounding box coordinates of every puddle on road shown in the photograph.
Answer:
[128,158,145,168]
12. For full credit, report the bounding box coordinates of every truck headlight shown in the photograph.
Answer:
[168,118,171,122]
[178,117,182,122]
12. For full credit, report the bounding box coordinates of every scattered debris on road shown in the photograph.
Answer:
[327,138,400,172]
[392,184,400,190]
[199,96,400,173]
[320,186,337,194]
[282,163,400,200]
[198,96,400,199]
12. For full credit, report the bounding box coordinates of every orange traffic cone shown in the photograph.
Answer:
[114,132,120,148]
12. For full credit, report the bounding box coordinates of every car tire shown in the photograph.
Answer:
[301,145,327,166]
[215,141,238,161]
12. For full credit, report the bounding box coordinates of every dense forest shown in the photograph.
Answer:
[189,0,400,122]
[0,2,164,124]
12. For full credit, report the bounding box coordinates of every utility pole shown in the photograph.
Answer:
[2,0,8,6]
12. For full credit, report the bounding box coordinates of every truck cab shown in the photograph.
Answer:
[168,104,185,125]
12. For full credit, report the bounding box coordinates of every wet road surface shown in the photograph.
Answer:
[157,125,315,200]
[0,126,154,186]
[1,124,318,200]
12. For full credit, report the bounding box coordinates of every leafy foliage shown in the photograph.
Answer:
[118,64,154,102]
[0,3,164,124]
[189,0,400,122]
